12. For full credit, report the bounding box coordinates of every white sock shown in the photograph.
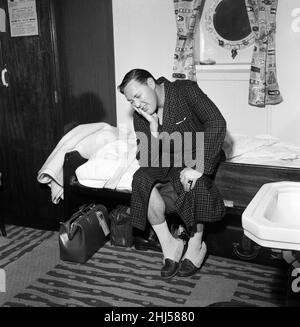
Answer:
[184,232,207,268]
[152,221,184,262]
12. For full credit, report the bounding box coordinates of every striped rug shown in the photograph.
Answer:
[0,225,289,307]
[0,225,55,268]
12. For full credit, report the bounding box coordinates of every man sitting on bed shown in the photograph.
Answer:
[118,69,226,279]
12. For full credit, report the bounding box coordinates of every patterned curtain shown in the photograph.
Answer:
[173,0,204,81]
[245,0,283,107]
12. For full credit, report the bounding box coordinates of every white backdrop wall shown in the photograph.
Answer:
[112,0,300,146]
[112,0,176,130]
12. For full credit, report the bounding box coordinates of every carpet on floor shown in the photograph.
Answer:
[0,225,288,307]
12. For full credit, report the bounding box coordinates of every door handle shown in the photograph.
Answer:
[1,68,9,87]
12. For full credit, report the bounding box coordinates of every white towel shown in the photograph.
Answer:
[37,122,119,204]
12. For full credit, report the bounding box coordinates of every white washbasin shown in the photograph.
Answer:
[242,181,300,251]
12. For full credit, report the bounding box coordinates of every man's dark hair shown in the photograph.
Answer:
[118,69,157,94]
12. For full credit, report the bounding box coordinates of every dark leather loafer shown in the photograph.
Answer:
[160,240,188,279]
[161,259,180,279]
[134,236,162,252]
[177,258,199,277]
[178,242,207,277]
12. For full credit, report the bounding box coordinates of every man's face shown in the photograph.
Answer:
[123,78,157,115]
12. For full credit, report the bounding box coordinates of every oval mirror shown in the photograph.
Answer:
[213,0,252,42]
[205,0,254,54]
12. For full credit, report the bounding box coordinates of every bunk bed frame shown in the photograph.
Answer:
[63,150,300,219]
[62,150,300,266]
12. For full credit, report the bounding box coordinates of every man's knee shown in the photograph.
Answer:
[149,185,165,210]
[148,185,166,223]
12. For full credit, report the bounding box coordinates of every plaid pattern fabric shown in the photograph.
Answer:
[130,78,226,232]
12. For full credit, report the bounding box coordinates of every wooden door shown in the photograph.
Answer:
[0,0,63,230]
[53,0,116,130]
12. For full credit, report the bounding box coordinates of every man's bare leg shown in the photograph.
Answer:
[148,185,184,262]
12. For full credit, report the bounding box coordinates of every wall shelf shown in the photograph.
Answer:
[196,64,250,81]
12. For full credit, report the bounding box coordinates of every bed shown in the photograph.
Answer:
[57,127,300,266]
[38,123,300,264]
[61,130,300,217]
[63,150,300,219]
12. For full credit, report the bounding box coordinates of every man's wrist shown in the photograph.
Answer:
[151,131,159,138]
[150,122,158,136]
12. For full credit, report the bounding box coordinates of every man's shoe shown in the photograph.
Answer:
[134,235,162,252]
[177,242,207,277]
[161,240,188,279]
[177,258,199,277]
[161,259,180,279]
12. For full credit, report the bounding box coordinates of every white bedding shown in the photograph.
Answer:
[226,134,300,167]
[37,122,120,203]
[75,128,138,191]
[75,130,300,192]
